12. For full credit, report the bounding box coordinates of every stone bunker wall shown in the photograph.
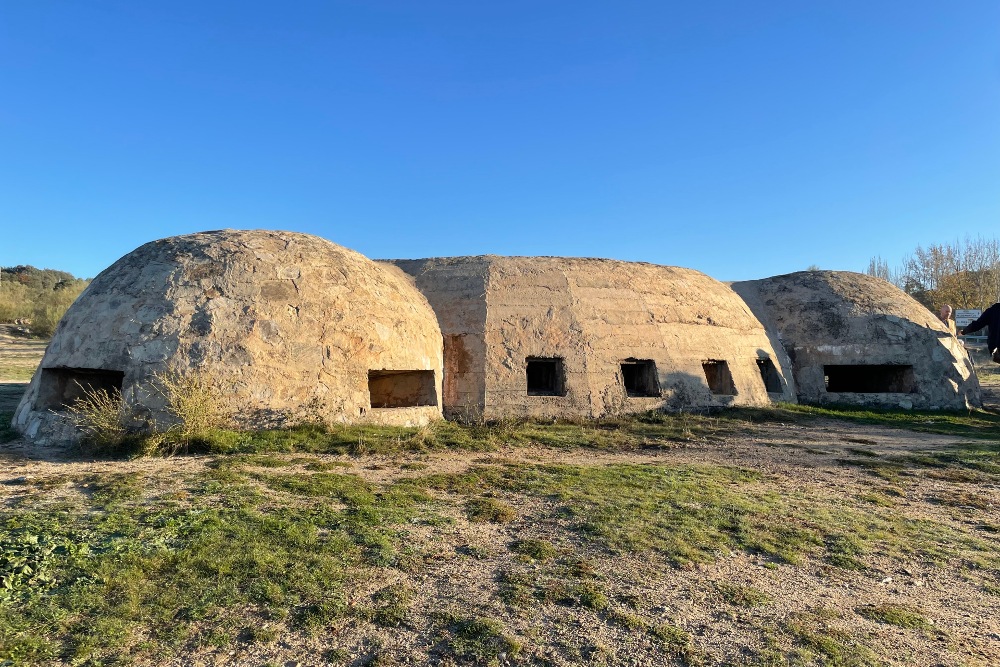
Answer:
[14,230,444,444]
[731,271,980,410]
[389,256,797,419]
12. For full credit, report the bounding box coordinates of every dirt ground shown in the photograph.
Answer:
[1,327,999,666]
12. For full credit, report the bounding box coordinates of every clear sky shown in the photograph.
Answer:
[2,1,999,282]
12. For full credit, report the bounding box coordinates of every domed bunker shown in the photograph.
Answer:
[387,256,797,420]
[14,230,444,444]
[731,271,980,410]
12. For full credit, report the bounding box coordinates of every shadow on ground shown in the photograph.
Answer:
[0,382,26,413]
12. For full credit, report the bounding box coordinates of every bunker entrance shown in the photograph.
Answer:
[621,359,659,397]
[702,360,737,396]
[368,370,437,408]
[37,368,125,411]
[526,357,565,396]
[757,358,783,393]
[824,365,917,393]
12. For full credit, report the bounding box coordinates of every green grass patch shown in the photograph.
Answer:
[856,603,932,630]
[729,403,1000,443]
[715,582,772,608]
[465,497,517,524]
[509,538,557,562]
[416,461,997,571]
[783,610,879,666]
[436,614,522,663]
[0,366,34,382]
[68,409,743,460]
[0,464,448,664]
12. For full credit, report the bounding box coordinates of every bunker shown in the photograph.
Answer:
[731,271,980,410]
[387,256,797,419]
[13,230,444,444]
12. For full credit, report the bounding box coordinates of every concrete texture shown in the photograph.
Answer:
[731,271,980,410]
[14,230,444,445]
[388,256,797,419]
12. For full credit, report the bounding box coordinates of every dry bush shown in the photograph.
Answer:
[64,385,135,452]
[153,370,231,445]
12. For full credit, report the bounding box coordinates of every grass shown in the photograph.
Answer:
[419,460,998,572]
[465,497,517,524]
[0,464,439,664]
[54,408,739,459]
[0,366,33,382]
[445,615,522,663]
[782,610,880,667]
[727,403,1000,443]
[716,582,772,608]
[856,603,932,630]
[509,538,557,562]
[2,402,999,664]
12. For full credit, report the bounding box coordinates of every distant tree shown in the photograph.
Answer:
[868,236,1000,311]
[806,264,821,271]
[0,265,89,336]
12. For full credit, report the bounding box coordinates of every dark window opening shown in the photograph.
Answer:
[757,358,783,393]
[368,370,437,408]
[37,367,125,411]
[621,359,659,397]
[526,357,565,396]
[824,365,917,393]
[702,360,737,396]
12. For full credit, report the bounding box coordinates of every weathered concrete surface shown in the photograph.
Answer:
[731,271,980,410]
[388,256,796,419]
[14,230,443,445]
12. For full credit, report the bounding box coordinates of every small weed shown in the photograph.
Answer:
[858,492,894,507]
[845,447,879,457]
[785,610,879,666]
[715,582,772,608]
[608,609,648,631]
[649,623,690,648]
[457,544,490,559]
[856,603,932,630]
[400,462,429,471]
[365,583,413,628]
[466,497,517,524]
[305,460,353,471]
[510,538,557,562]
[496,570,534,608]
[440,615,522,663]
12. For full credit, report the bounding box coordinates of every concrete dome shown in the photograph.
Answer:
[388,256,796,419]
[14,230,443,444]
[731,271,980,410]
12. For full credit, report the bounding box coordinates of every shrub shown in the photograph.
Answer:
[64,385,137,453]
[153,370,231,446]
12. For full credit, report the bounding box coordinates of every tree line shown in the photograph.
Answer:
[0,266,90,337]
[867,236,1000,313]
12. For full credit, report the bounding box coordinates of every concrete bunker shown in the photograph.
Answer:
[14,230,444,445]
[732,271,980,410]
[388,255,797,419]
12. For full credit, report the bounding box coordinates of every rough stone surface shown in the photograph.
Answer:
[388,256,796,419]
[14,230,443,444]
[731,271,980,409]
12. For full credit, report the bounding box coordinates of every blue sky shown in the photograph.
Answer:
[2,1,999,282]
